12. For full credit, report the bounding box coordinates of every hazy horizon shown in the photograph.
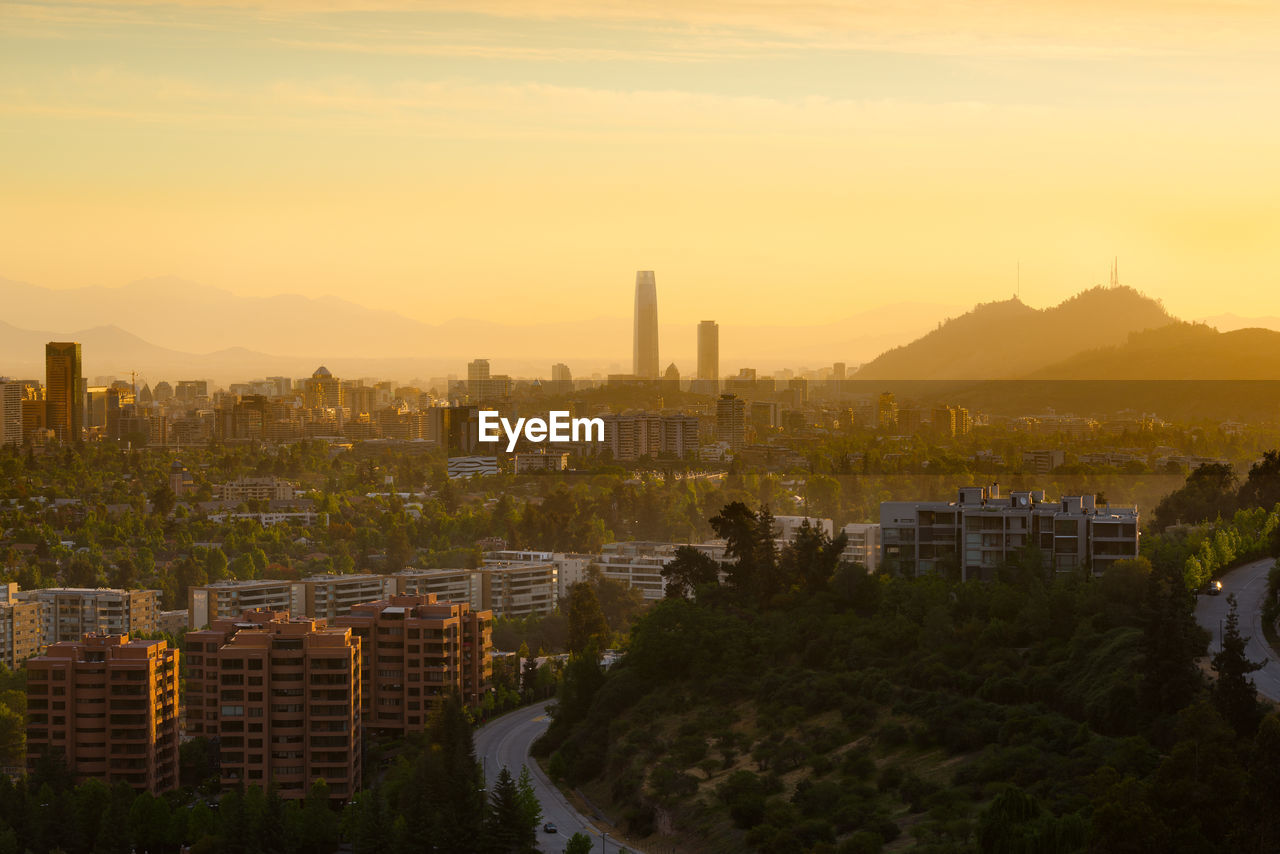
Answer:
[4,1,1280,328]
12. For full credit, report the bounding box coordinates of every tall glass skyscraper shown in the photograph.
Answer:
[697,320,719,386]
[633,271,659,378]
[45,341,83,443]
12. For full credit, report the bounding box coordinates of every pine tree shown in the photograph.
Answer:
[1139,558,1205,723]
[1212,593,1265,736]
[484,768,523,853]
[514,766,541,850]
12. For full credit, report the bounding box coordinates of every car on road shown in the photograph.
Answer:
[543,822,557,834]
[1206,580,1224,595]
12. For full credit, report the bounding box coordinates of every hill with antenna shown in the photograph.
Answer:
[853,285,1172,380]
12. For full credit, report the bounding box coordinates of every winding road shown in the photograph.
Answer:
[475,702,634,854]
[1194,556,1280,702]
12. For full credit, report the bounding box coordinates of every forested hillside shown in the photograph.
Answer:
[537,503,1280,853]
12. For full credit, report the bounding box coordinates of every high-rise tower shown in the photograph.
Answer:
[633,271,659,379]
[45,341,83,443]
[697,320,719,390]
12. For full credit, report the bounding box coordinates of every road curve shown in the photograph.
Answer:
[1194,556,1280,702]
[475,702,634,854]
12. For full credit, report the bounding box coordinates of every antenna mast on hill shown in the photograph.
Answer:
[1110,257,1119,288]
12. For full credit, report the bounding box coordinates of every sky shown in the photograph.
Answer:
[2,0,1280,328]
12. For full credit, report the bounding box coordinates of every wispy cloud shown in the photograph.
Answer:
[6,0,1280,59]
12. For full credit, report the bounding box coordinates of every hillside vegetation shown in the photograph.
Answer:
[536,500,1280,853]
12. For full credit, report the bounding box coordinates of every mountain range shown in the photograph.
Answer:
[0,276,960,382]
[6,276,1280,392]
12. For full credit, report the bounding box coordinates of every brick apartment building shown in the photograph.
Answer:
[184,610,361,800]
[25,634,179,794]
[333,594,493,736]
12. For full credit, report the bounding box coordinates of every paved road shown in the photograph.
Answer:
[1194,557,1280,702]
[475,702,632,854]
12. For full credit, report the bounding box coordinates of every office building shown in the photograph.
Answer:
[550,363,572,394]
[45,342,83,443]
[694,321,719,394]
[715,394,746,450]
[175,380,209,402]
[184,610,361,799]
[0,380,21,446]
[697,321,719,382]
[633,271,659,379]
[304,367,344,410]
[26,634,179,794]
[880,485,1139,580]
[333,594,493,734]
[17,588,160,646]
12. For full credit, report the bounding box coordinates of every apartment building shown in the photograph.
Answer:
[212,476,297,502]
[333,594,493,735]
[0,583,43,668]
[17,588,160,646]
[184,610,361,800]
[514,450,569,473]
[880,484,1139,580]
[600,412,700,461]
[189,574,399,628]
[394,568,483,609]
[840,523,881,573]
[595,542,676,602]
[480,563,558,618]
[26,635,179,794]
[483,551,590,600]
[190,579,293,629]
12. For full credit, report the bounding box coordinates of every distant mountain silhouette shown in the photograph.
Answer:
[1025,322,1280,379]
[854,286,1173,380]
[0,276,961,378]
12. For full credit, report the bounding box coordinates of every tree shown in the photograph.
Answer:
[1152,463,1236,530]
[710,502,759,594]
[149,483,176,517]
[109,555,137,589]
[661,545,721,599]
[1211,593,1265,736]
[204,548,229,584]
[780,520,847,592]
[1240,450,1280,514]
[484,767,528,853]
[1139,557,1205,723]
[515,766,541,845]
[564,833,594,854]
[567,582,610,654]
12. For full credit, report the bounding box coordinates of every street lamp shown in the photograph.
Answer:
[601,832,609,853]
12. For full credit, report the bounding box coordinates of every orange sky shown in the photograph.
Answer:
[2,0,1279,326]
